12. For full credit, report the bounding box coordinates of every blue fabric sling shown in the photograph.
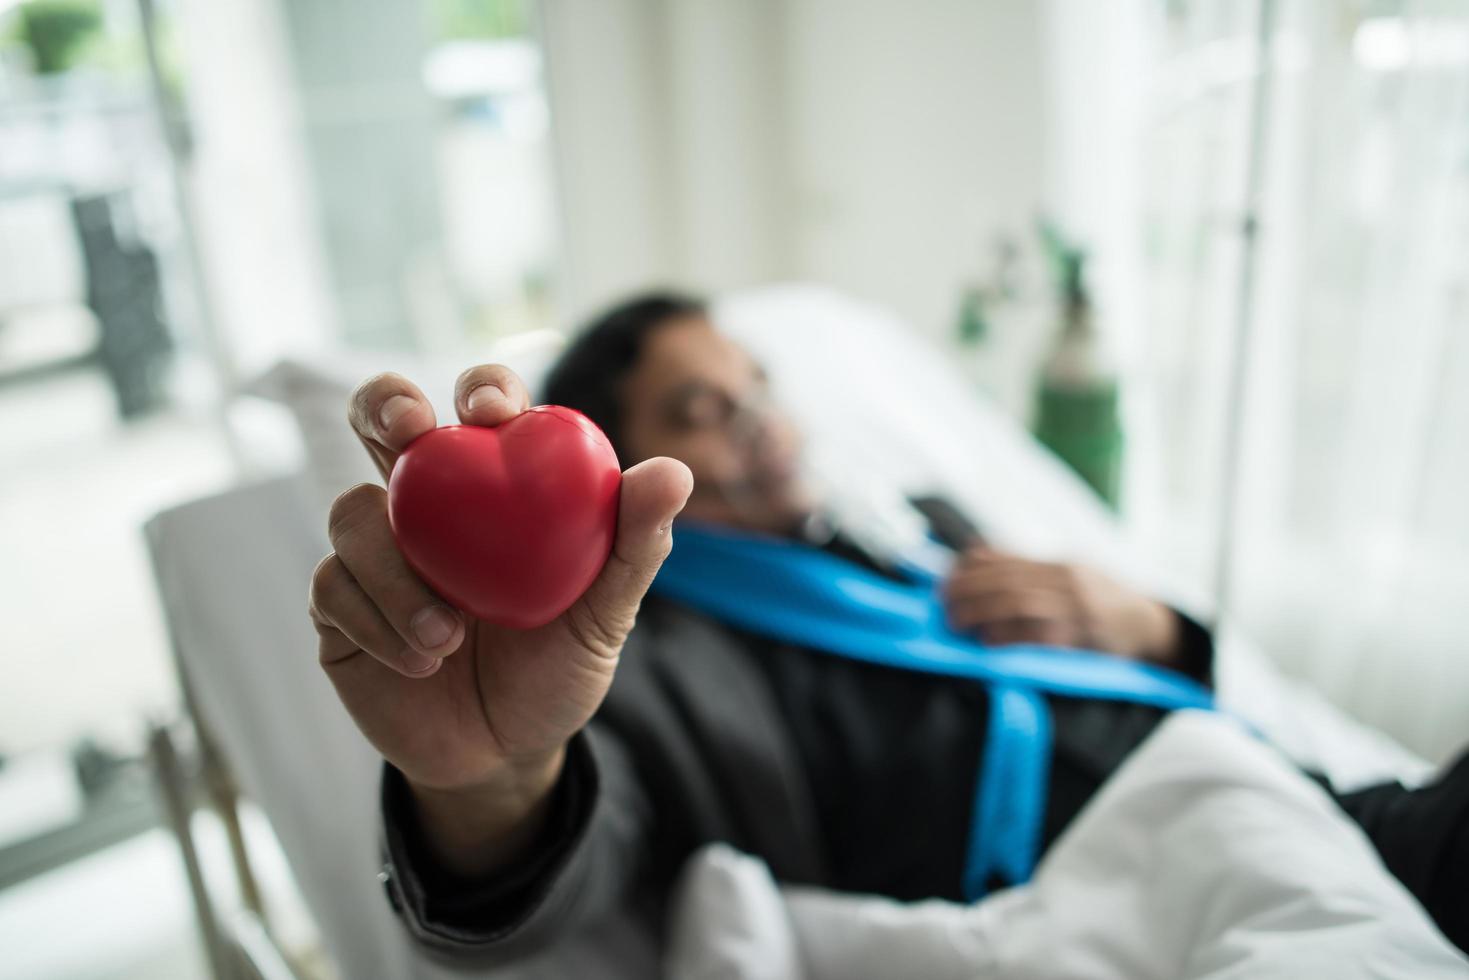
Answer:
[649,520,1215,900]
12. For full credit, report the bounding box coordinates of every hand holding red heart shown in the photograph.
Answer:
[308,364,692,876]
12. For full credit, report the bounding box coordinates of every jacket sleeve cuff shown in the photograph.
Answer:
[378,729,600,945]
[1168,608,1216,689]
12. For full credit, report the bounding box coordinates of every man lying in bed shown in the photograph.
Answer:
[308,292,1468,965]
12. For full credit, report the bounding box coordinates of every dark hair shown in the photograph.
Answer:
[541,290,708,460]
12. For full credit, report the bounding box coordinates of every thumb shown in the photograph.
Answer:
[562,456,693,653]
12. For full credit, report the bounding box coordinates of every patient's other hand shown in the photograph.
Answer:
[940,546,1182,665]
[309,365,692,877]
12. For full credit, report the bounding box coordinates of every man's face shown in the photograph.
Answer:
[619,316,815,534]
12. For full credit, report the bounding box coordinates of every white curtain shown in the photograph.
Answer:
[1050,0,1469,762]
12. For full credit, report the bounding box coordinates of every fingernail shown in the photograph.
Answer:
[379,395,417,433]
[411,605,458,650]
[466,383,505,413]
[400,651,441,675]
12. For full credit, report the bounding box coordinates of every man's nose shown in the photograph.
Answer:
[729,391,778,446]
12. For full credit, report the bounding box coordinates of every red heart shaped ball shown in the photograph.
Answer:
[388,407,622,630]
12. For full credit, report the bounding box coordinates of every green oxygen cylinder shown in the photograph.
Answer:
[1032,229,1123,509]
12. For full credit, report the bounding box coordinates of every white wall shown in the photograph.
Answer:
[663,0,794,292]
[537,0,677,321]
[540,0,1049,339]
[1036,0,1148,362]
[783,0,1047,341]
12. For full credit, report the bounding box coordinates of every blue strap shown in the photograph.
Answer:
[965,684,1052,898]
[651,522,1214,711]
[650,521,1214,893]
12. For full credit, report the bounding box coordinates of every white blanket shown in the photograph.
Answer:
[666,712,1468,979]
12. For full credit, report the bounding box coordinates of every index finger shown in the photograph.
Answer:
[942,559,1062,600]
[348,372,438,481]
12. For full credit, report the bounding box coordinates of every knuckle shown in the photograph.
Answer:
[565,600,626,656]
[644,529,675,567]
[309,613,337,642]
[310,553,344,598]
[328,483,386,543]
[609,532,670,585]
[349,371,404,426]
[456,363,520,398]
[354,370,408,405]
[457,362,507,385]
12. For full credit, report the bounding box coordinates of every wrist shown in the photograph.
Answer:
[1134,600,1184,666]
[407,747,567,878]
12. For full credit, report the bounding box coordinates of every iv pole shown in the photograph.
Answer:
[1211,0,1278,628]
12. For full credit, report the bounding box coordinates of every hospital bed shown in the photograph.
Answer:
[144,284,1444,978]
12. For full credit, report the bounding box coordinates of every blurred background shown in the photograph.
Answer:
[1,0,1467,976]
